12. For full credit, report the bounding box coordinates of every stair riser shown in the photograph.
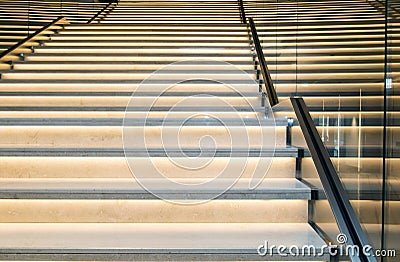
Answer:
[63,26,247,30]
[0,199,307,223]
[56,31,249,36]
[32,49,252,54]
[14,63,391,71]
[12,64,255,71]
[0,97,263,107]
[44,42,250,47]
[98,21,243,23]
[0,83,261,93]
[0,112,264,119]
[1,72,384,81]
[0,156,295,178]
[2,73,258,81]
[25,56,253,62]
[0,126,285,148]
[50,36,249,40]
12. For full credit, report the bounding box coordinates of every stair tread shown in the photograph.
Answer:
[11,60,255,65]
[0,92,262,96]
[0,147,302,157]
[0,178,311,199]
[25,53,252,57]
[52,33,249,36]
[0,79,260,84]
[0,222,327,256]
[3,70,256,74]
[0,106,267,112]
[0,117,286,126]
[64,23,245,27]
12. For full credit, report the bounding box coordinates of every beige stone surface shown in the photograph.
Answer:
[0,199,307,223]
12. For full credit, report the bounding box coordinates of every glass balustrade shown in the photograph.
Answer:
[244,0,399,259]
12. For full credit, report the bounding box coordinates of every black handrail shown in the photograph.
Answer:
[0,16,68,62]
[368,0,400,15]
[291,97,376,262]
[237,3,376,261]
[87,0,118,24]
[238,0,246,23]
[248,17,279,107]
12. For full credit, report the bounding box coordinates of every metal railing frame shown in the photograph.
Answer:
[237,2,377,261]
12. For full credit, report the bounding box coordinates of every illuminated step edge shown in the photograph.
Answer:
[0,178,311,200]
[0,156,296,179]
[0,117,286,126]
[0,147,302,157]
[0,223,328,261]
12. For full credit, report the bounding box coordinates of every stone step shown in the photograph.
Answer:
[0,156,296,179]
[0,223,329,261]
[0,147,300,157]
[0,178,311,200]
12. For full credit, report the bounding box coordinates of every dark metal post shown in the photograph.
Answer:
[87,0,118,24]
[291,97,376,262]
[248,17,279,107]
[238,0,246,23]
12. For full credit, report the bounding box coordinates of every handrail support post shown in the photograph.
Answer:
[0,16,69,63]
[248,17,279,107]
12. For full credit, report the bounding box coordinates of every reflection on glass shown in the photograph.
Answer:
[385,0,400,259]
[245,0,390,253]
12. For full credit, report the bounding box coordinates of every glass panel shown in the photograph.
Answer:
[272,98,344,258]
[297,0,385,250]
[247,0,387,252]
[243,0,298,97]
[385,0,400,259]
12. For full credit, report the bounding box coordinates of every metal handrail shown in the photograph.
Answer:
[87,0,118,24]
[0,16,69,62]
[238,3,376,261]
[248,17,279,107]
[237,1,278,106]
[291,97,376,262]
[367,0,400,14]
[238,0,246,23]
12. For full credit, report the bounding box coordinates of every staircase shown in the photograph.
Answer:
[0,0,353,261]
[0,0,110,53]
